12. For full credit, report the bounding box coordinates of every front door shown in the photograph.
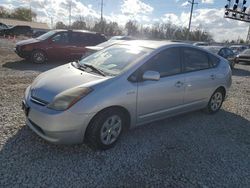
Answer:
[46,31,71,61]
[136,47,185,124]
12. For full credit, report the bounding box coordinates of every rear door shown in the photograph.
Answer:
[137,47,185,123]
[181,47,217,107]
[69,32,88,60]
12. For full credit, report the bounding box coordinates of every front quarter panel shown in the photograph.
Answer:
[70,76,138,128]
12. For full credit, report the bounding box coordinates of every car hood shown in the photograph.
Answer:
[30,63,107,103]
[16,38,40,46]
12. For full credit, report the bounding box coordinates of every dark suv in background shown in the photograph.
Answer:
[15,30,107,63]
[0,25,32,36]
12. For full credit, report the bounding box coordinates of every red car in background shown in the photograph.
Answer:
[15,30,106,63]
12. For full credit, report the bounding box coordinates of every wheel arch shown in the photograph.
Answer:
[84,105,131,138]
[215,86,226,99]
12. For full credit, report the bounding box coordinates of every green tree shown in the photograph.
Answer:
[12,7,36,21]
[125,20,138,36]
[55,21,67,29]
[0,6,9,18]
[71,20,86,29]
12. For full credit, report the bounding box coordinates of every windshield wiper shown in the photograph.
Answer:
[81,64,106,77]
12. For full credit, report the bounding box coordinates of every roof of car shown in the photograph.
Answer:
[117,40,186,49]
[53,29,101,35]
[203,46,226,50]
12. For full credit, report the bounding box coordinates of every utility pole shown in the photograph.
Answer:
[100,0,104,33]
[69,0,72,28]
[187,0,198,40]
[29,0,32,22]
[51,17,54,29]
[247,25,250,42]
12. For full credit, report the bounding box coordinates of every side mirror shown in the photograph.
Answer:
[142,71,160,81]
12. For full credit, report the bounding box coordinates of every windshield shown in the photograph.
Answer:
[79,45,151,76]
[242,49,250,55]
[36,31,56,40]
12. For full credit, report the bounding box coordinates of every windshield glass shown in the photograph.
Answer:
[242,49,250,55]
[79,45,151,76]
[36,31,56,40]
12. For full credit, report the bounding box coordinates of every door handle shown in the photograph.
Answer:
[175,81,183,88]
[210,74,216,80]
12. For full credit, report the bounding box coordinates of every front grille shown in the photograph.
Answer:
[30,96,48,106]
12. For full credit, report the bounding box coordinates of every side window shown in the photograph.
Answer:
[85,34,101,46]
[182,48,210,72]
[208,54,220,67]
[71,32,81,44]
[51,32,69,44]
[142,47,181,77]
[218,49,224,57]
[226,49,234,56]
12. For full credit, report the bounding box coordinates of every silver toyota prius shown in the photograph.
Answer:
[22,40,232,150]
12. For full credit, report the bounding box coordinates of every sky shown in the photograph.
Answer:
[1,0,250,42]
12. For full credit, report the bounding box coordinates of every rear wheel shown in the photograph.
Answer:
[31,50,46,64]
[85,109,126,150]
[205,89,224,114]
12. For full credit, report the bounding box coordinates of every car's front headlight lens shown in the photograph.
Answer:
[47,87,93,111]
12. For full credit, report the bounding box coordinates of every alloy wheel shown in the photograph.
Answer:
[100,115,122,145]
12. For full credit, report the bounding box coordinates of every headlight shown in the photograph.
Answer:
[47,87,93,111]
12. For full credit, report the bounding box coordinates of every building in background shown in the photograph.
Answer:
[0,18,49,32]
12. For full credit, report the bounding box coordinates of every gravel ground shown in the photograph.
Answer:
[0,45,250,187]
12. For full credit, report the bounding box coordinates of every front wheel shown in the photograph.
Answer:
[31,50,46,64]
[85,109,126,150]
[205,89,224,114]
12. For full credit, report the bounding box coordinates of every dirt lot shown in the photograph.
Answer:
[0,41,250,187]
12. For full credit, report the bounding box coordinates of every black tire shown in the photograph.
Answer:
[230,61,235,69]
[31,50,47,64]
[205,89,225,114]
[85,109,126,150]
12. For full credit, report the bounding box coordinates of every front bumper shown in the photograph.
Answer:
[22,87,94,144]
[14,47,30,59]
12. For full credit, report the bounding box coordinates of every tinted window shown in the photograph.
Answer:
[209,54,220,67]
[71,32,81,44]
[182,48,210,72]
[71,33,99,46]
[226,48,234,56]
[142,48,181,77]
[218,49,224,57]
[51,32,69,44]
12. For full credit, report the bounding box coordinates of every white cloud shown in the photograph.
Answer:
[201,0,214,4]
[161,8,249,42]
[121,0,153,16]
[181,1,189,7]
[1,0,100,27]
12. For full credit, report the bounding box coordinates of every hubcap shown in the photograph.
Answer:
[210,92,223,111]
[34,52,44,63]
[100,115,122,145]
